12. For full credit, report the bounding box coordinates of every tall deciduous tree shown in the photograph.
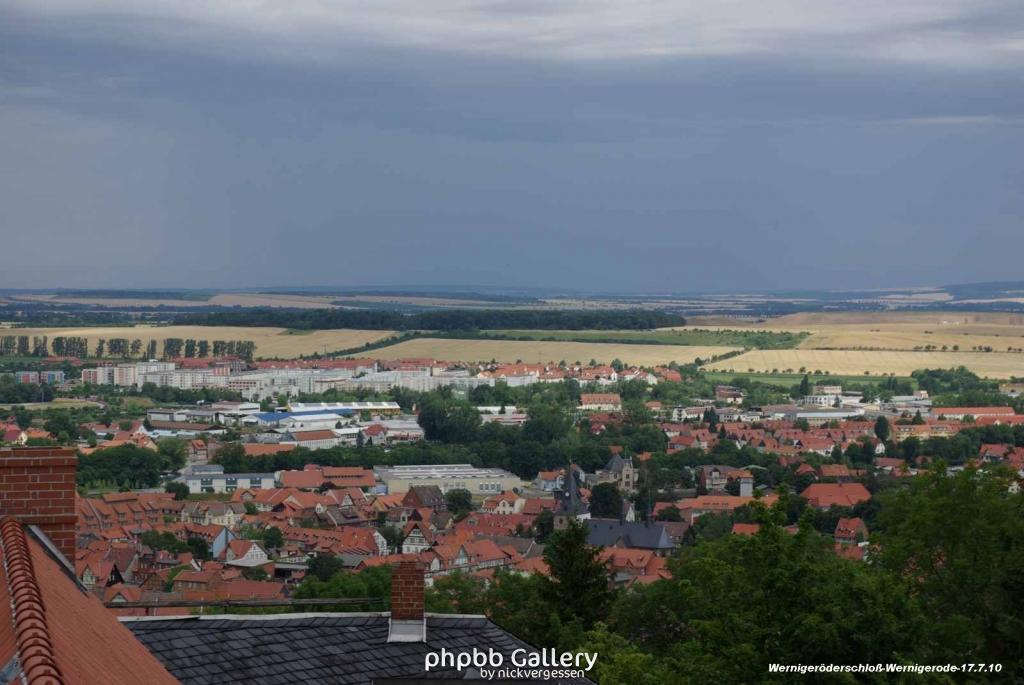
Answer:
[589,482,624,518]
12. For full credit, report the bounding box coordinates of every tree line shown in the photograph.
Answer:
[0,335,256,361]
[175,308,686,331]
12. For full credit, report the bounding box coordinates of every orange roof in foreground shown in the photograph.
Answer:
[0,517,178,685]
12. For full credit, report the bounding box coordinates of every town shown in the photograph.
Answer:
[1,335,1023,681]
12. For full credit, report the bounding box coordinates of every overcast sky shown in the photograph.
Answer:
[1,1,1022,293]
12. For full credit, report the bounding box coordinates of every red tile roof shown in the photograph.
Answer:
[580,393,622,405]
[288,430,339,441]
[242,443,297,457]
[800,483,872,508]
[0,517,178,684]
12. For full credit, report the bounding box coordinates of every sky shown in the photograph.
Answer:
[1,1,1022,294]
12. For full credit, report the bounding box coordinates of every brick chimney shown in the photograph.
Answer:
[388,559,426,642]
[0,447,78,560]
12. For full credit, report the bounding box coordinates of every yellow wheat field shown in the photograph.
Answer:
[682,312,1024,353]
[349,338,740,366]
[6,326,396,358]
[703,349,1024,378]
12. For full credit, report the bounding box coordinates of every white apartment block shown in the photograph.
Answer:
[139,368,229,390]
[81,361,176,387]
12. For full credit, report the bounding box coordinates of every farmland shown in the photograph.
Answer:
[686,311,1024,354]
[703,349,1024,378]
[485,328,808,349]
[346,338,740,366]
[6,326,396,358]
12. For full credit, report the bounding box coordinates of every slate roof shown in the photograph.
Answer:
[125,614,592,684]
[586,519,675,551]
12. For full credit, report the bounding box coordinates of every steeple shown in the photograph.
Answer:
[553,464,590,530]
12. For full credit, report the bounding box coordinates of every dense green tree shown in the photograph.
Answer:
[425,572,489,614]
[522,404,572,444]
[157,437,188,471]
[164,481,190,500]
[655,505,681,522]
[261,526,284,550]
[875,466,1024,671]
[611,516,923,682]
[588,482,624,518]
[186,536,211,560]
[537,520,615,636]
[294,565,392,611]
[874,415,891,442]
[417,393,481,443]
[533,509,555,541]
[444,488,473,518]
[378,525,403,553]
[77,445,163,488]
[306,554,345,582]
[241,567,268,581]
[43,410,79,443]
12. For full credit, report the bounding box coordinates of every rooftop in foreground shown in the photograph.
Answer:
[124,614,591,685]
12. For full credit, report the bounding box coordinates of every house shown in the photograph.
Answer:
[800,482,872,509]
[795,437,837,457]
[242,442,297,457]
[402,485,447,510]
[579,393,622,411]
[594,454,638,493]
[480,491,525,515]
[222,539,270,564]
[818,464,852,481]
[278,465,378,491]
[283,429,347,450]
[180,501,247,527]
[187,439,209,464]
[698,465,741,493]
[599,548,671,585]
[1,425,26,444]
[657,494,780,525]
[730,469,755,497]
[731,522,761,536]
[715,385,745,404]
[183,466,276,494]
[586,520,676,555]
[534,469,564,492]
[401,520,434,554]
[834,517,868,544]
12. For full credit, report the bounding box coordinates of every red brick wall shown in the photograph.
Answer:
[391,560,425,620]
[0,448,78,560]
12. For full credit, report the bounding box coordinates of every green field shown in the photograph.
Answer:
[0,399,104,410]
[485,328,808,349]
[703,370,918,389]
